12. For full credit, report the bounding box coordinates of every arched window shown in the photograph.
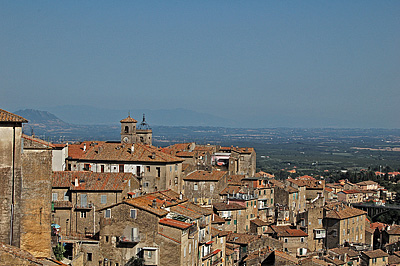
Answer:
[124,126,129,133]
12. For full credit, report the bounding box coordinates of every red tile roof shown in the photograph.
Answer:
[362,249,388,259]
[213,202,246,211]
[52,171,136,191]
[0,109,28,123]
[120,115,137,123]
[271,225,308,237]
[68,141,183,163]
[184,170,227,181]
[226,233,257,245]
[22,134,55,148]
[324,204,366,220]
[159,218,193,230]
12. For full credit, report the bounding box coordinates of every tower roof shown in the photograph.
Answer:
[120,115,137,123]
[0,108,28,123]
[137,114,151,130]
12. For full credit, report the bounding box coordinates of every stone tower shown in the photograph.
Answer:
[136,114,152,145]
[0,108,27,247]
[120,115,137,144]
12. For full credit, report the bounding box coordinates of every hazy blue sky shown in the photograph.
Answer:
[1,1,399,128]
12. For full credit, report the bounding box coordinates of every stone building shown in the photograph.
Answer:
[324,203,367,249]
[213,202,247,234]
[360,249,389,266]
[0,108,27,247]
[337,190,364,204]
[183,170,228,205]
[270,179,302,224]
[51,171,139,236]
[20,134,53,257]
[120,114,152,145]
[267,225,308,258]
[97,190,215,266]
[66,141,184,194]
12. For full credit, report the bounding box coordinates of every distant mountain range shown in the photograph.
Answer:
[40,105,235,127]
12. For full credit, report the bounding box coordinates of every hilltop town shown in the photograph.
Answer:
[2,108,400,266]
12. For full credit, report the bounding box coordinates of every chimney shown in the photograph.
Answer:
[151,152,156,159]
[179,192,183,200]
[152,199,157,209]
[83,143,86,152]
[75,178,79,187]
[131,144,135,154]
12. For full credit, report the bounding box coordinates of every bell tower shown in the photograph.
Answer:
[120,114,137,143]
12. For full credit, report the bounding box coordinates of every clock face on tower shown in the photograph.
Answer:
[123,137,129,143]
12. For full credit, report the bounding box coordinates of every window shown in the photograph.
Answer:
[146,166,150,172]
[52,193,58,201]
[372,258,376,263]
[124,126,129,133]
[284,248,288,252]
[130,209,137,219]
[227,221,230,225]
[234,220,237,225]
[101,195,107,204]
[119,164,124,173]
[84,164,90,170]
[318,219,322,225]
[80,211,87,218]
[105,209,111,218]
[184,246,187,257]
[383,257,386,262]
[101,165,105,172]
[300,237,304,243]
[210,184,214,192]
[271,199,273,204]
[284,238,288,243]
[175,165,178,171]
[63,192,69,201]
[87,252,92,261]
[105,236,109,242]
[143,182,149,188]
[80,194,87,207]
[189,244,191,254]
[147,250,152,259]
[238,210,241,215]
[156,167,161,177]
[170,166,172,172]
[194,183,198,190]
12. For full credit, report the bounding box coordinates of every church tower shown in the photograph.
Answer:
[136,114,152,145]
[120,115,137,144]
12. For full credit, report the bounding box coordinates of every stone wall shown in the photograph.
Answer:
[20,149,52,257]
[0,124,23,247]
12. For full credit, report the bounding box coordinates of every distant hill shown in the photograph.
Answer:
[15,109,69,127]
[43,105,235,127]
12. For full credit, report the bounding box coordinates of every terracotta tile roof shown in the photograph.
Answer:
[68,141,183,163]
[275,250,299,264]
[0,109,28,123]
[184,170,227,181]
[288,178,324,189]
[179,202,213,216]
[370,222,388,231]
[52,171,136,191]
[339,190,362,194]
[159,218,193,230]
[123,190,187,217]
[271,225,308,237]
[362,249,388,259]
[324,204,366,220]
[300,257,329,266]
[213,202,246,211]
[356,181,378,186]
[0,241,43,265]
[227,175,245,185]
[212,213,225,224]
[170,204,202,220]
[219,185,241,195]
[244,247,273,262]
[22,134,55,148]
[389,255,400,265]
[329,247,359,258]
[387,225,400,235]
[176,151,195,157]
[250,218,269,227]
[226,233,257,245]
[255,171,275,178]
[120,115,137,123]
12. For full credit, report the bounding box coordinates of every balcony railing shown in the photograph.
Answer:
[227,193,258,200]
[118,235,140,244]
[314,229,326,239]
[75,203,93,210]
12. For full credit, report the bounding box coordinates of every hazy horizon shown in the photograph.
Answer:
[2,1,399,128]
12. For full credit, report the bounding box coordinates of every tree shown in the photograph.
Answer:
[53,243,65,261]
[125,257,145,266]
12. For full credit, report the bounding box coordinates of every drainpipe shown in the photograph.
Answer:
[10,125,16,245]
[93,205,96,235]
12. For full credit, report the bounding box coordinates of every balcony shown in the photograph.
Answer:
[118,235,140,246]
[74,203,93,210]
[314,229,326,239]
[227,193,258,201]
